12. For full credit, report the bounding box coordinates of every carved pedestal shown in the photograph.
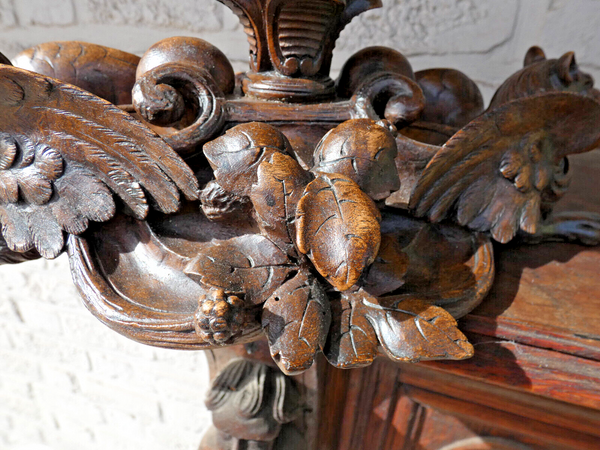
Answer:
[1,1,599,448]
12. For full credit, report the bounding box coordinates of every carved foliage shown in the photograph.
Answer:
[312,119,399,200]
[411,93,600,243]
[325,289,474,369]
[262,271,331,375]
[250,151,313,257]
[204,122,293,196]
[0,65,198,257]
[266,0,346,77]
[296,172,381,291]
[184,234,296,305]
[220,0,381,76]
[0,232,40,265]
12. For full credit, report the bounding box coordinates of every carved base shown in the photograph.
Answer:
[241,71,336,102]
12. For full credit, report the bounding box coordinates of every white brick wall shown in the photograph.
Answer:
[0,1,599,449]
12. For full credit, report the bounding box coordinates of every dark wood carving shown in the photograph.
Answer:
[413,68,484,129]
[200,358,303,450]
[132,36,234,156]
[0,65,198,258]
[410,93,600,243]
[489,47,596,110]
[12,41,140,105]
[1,2,600,449]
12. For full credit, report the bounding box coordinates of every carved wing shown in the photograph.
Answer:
[410,93,600,243]
[0,66,199,258]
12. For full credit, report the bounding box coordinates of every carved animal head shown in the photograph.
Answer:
[489,47,595,110]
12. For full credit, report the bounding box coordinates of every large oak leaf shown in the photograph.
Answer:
[312,119,399,200]
[250,152,312,257]
[325,289,473,368]
[262,271,331,375]
[184,234,297,305]
[296,173,381,291]
[203,122,293,197]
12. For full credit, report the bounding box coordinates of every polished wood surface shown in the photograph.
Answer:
[317,151,600,450]
[1,1,600,449]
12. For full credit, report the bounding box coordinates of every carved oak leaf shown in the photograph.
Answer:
[250,151,313,257]
[325,289,473,369]
[296,172,381,291]
[184,234,297,305]
[262,271,331,375]
[0,66,198,258]
[362,233,409,297]
[203,122,294,197]
[325,291,378,369]
[312,119,400,200]
[411,93,600,243]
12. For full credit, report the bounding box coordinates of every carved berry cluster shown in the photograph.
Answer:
[195,289,246,344]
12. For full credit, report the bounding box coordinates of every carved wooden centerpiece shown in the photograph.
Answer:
[1,1,600,449]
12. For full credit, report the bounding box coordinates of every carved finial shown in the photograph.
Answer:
[218,0,382,101]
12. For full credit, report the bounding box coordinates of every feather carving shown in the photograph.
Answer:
[0,65,199,258]
[410,93,600,243]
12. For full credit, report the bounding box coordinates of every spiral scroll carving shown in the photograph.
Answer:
[132,62,226,156]
[351,72,426,127]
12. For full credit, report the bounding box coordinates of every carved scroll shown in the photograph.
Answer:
[133,37,233,156]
